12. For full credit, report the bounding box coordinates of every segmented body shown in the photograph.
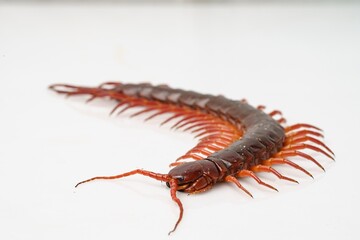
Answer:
[49,82,334,234]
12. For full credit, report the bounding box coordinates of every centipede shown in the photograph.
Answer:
[49,82,334,234]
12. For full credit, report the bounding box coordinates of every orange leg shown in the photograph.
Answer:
[262,157,313,178]
[144,107,178,121]
[191,126,235,134]
[98,82,122,89]
[285,123,322,133]
[251,165,298,183]
[116,100,152,115]
[175,116,212,130]
[269,110,282,117]
[195,130,234,139]
[225,175,253,198]
[286,135,334,156]
[257,105,266,110]
[185,148,213,157]
[277,117,287,124]
[199,134,235,143]
[192,142,223,152]
[171,114,204,129]
[175,152,204,162]
[109,101,128,115]
[183,120,222,132]
[283,143,334,160]
[237,170,278,192]
[160,112,187,126]
[85,95,100,103]
[130,105,160,118]
[276,150,325,171]
[286,129,324,138]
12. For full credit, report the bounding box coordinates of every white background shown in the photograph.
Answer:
[1,3,359,240]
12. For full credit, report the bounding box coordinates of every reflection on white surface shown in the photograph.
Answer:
[0,3,359,240]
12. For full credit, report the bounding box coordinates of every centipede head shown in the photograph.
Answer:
[167,161,219,194]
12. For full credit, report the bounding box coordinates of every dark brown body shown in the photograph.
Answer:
[113,83,286,191]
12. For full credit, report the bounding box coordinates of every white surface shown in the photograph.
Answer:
[0,3,359,240]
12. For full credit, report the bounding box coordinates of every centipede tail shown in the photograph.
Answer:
[50,82,334,234]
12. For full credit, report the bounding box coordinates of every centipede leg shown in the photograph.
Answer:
[130,106,158,118]
[109,101,128,115]
[285,123,322,132]
[237,170,278,192]
[175,152,204,162]
[85,95,99,103]
[251,165,298,183]
[287,130,324,138]
[276,150,325,171]
[175,115,212,130]
[269,110,282,117]
[116,101,147,115]
[171,114,206,129]
[286,136,335,156]
[262,157,313,178]
[277,117,287,124]
[283,143,334,160]
[225,175,253,198]
[257,105,266,110]
[144,107,178,121]
[160,112,186,126]
[182,120,220,132]
[98,82,122,89]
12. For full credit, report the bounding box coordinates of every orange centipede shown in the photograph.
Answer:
[49,82,334,234]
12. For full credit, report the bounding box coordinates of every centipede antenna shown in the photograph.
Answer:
[74,168,184,235]
[168,179,183,235]
[74,169,170,188]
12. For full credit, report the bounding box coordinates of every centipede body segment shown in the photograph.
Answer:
[49,82,334,234]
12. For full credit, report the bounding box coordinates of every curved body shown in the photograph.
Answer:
[50,82,333,234]
[113,83,285,184]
